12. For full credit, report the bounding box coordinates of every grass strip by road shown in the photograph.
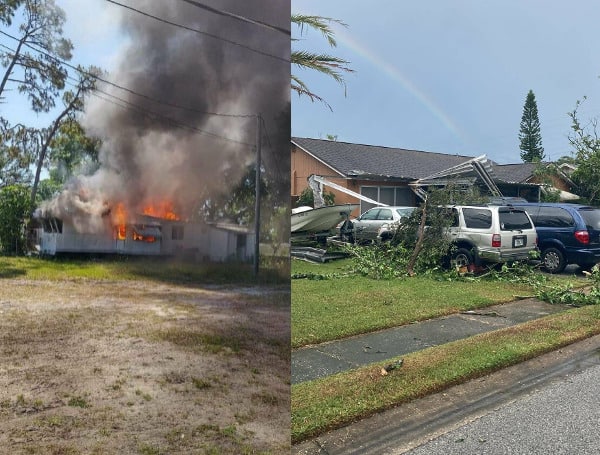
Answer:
[292,258,585,348]
[291,304,600,443]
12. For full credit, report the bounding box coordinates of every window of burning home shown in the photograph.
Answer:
[43,218,63,233]
[133,225,160,243]
[171,225,184,240]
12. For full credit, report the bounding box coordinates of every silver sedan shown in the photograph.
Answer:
[340,206,415,243]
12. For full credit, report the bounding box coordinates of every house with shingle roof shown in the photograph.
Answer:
[493,161,579,201]
[291,137,553,215]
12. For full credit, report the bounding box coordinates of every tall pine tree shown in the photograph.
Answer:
[519,90,545,162]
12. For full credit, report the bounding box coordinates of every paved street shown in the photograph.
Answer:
[407,361,600,454]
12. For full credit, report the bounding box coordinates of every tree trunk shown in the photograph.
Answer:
[29,87,81,211]
[407,197,428,276]
[0,36,26,99]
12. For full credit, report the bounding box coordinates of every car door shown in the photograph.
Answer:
[354,208,394,242]
[534,207,576,247]
[456,207,491,247]
[352,208,381,242]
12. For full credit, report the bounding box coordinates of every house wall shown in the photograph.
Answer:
[160,221,210,256]
[291,143,349,203]
[39,218,254,262]
[50,222,116,254]
[529,174,571,192]
[205,228,254,262]
[159,222,254,262]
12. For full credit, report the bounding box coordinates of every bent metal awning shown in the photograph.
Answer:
[409,155,502,199]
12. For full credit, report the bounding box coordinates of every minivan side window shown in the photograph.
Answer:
[533,207,574,228]
[462,208,492,229]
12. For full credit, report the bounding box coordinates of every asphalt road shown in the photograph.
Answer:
[407,360,600,455]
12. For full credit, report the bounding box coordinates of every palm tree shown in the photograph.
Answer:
[291,14,354,109]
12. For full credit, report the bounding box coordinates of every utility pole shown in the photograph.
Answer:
[253,114,262,277]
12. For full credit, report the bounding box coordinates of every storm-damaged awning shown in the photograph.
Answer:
[409,155,502,199]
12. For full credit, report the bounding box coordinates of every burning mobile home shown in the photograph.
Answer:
[36,201,255,262]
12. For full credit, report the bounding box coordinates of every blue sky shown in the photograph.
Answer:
[0,0,123,127]
[291,0,600,164]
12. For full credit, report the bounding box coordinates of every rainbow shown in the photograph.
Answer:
[336,27,469,145]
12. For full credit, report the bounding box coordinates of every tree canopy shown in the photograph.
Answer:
[568,98,600,204]
[0,1,102,253]
[519,90,545,162]
[0,0,73,113]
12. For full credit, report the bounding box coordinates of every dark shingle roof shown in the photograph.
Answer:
[292,137,477,180]
[491,163,540,183]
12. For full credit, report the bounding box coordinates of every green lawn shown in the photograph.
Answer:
[291,256,597,442]
[292,304,600,442]
[292,258,585,348]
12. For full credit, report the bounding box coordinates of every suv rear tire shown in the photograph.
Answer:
[451,248,474,269]
[541,247,566,274]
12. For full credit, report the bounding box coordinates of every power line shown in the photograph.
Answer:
[0,31,255,119]
[0,36,257,147]
[174,0,290,36]
[91,91,254,147]
[60,75,255,147]
[104,0,289,63]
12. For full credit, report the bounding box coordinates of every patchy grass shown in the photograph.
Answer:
[292,304,600,442]
[0,255,288,285]
[0,260,290,454]
[292,258,586,347]
[151,328,244,354]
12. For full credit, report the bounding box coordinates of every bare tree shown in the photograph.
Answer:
[0,0,73,113]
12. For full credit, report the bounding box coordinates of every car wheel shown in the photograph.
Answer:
[379,231,393,242]
[541,247,566,274]
[450,248,473,269]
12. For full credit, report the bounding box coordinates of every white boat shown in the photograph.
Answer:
[291,204,359,234]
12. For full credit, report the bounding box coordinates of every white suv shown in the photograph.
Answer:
[446,205,538,268]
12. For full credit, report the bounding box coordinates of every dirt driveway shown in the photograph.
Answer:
[0,278,290,454]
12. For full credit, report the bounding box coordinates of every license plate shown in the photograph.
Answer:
[513,236,525,247]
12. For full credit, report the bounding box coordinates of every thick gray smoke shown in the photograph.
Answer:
[39,0,290,232]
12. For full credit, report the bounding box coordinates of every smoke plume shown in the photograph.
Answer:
[39,0,290,232]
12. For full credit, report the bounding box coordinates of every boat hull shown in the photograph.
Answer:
[291,204,359,234]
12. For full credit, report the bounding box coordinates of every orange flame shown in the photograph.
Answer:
[133,229,156,243]
[112,200,178,241]
[142,201,180,220]
[114,202,127,240]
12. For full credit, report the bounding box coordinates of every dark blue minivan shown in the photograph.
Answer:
[509,203,600,273]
